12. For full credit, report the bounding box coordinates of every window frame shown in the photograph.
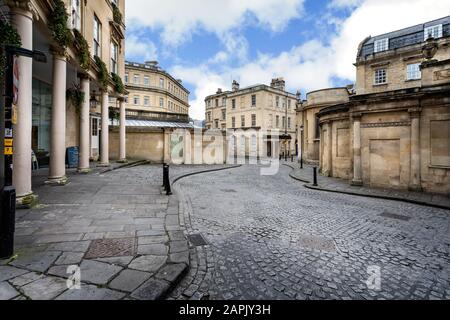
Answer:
[406,63,422,81]
[93,15,102,57]
[374,38,389,53]
[424,24,443,41]
[374,68,387,85]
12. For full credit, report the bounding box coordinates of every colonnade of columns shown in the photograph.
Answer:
[9,5,127,206]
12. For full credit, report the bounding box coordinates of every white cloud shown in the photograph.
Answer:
[126,0,305,47]
[125,35,158,62]
[169,0,450,120]
[328,0,363,9]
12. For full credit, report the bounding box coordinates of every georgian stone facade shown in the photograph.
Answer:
[315,16,450,195]
[205,79,299,158]
[124,61,190,122]
[0,0,126,206]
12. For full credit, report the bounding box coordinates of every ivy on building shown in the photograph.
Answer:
[94,55,109,91]
[66,84,85,114]
[0,19,22,85]
[73,29,90,71]
[112,3,123,25]
[109,108,120,121]
[111,72,125,95]
[49,0,73,49]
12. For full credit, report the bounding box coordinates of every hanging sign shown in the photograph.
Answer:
[4,147,13,155]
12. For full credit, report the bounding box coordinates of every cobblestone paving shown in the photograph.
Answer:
[171,165,450,300]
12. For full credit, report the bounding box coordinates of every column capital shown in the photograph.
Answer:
[408,107,422,118]
[351,112,363,120]
[6,0,38,20]
[50,47,68,60]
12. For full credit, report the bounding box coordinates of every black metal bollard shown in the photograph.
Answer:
[291,155,294,162]
[164,165,172,196]
[313,167,318,186]
[162,163,167,189]
[0,186,16,259]
[300,156,303,169]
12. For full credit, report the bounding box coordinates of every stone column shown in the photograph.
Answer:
[118,98,127,163]
[351,113,363,186]
[322,121,333,176]
[10,5,37,206]
[163,129,171,163]
[78,76,91,173]
[184,129,192,164]
[409,108,422,191]
[99,91,110,166]
[47,52,68,185]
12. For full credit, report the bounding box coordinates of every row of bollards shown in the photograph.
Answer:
[162,164,172,196]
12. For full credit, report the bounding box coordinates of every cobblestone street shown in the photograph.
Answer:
[171,165,450,300]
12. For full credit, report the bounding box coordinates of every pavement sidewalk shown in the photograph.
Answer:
[284,162,450,210]
[0,164,189,300]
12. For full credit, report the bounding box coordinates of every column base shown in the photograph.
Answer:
[97,162,110,168]
[45,176,69,186]
[16,193,39,209]
[351,179,363,187]
[77,168,92,174]
[117,159,128,164]
[408,185,423,192]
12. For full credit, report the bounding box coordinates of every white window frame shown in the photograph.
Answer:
[374,69,387,85]
[159,98,164,108]
[93,15,102,57]
[374,38,389,53]
[71,0,81,30]
[110,41,118,74]
[424,24,443,41]
[133,96,139,105]
[159,78,164,89]
[406,63,421,81]
[134,74,140,84]
[124,73,128,83]
[144,96,150,106]
[144,76,150,86]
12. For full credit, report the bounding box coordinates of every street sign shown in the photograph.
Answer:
[13,56,19,106]
[4,139,13,147]
[4,147,13,155]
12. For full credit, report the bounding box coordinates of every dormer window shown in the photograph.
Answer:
[424,24,443,41]
[374,38,389,53]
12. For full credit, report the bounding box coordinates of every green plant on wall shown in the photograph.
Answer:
[0,19,22,85]
[66,84,85,114]
[109,108,120,121]
[112,3,123,25]
[111,73,125,94]
[73,29,90,71]
[49,0,73,49]
[94,55,109,91]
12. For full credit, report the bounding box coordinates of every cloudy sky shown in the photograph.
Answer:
[125,0,450,120]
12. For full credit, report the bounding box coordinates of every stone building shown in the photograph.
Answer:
[108,60,192,162]
[0,0,126,206]
[296,87,351,166]
[205,78,299,158]
[316,16,450,195]
[124,60,190,120]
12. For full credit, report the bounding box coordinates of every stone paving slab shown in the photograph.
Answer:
[285,163,450,209]
[1,164,232,300]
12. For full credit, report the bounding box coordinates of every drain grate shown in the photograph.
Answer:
[380,212,411,221]
[221,189,237,193]
[297,235,336,252]
[84,238,136,259]
[187,233,209,247]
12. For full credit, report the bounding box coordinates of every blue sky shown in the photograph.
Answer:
[125,0,450,119]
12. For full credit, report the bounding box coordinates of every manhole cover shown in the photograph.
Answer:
[380,212,411,221]
[297,235,336,252]
[187,234,208,247]
[84,238,136,259]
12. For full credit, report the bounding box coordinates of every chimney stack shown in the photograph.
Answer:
[270,77,286,91]
[232,80,240,92]
[217,88,223,94]
[145,61,159,68]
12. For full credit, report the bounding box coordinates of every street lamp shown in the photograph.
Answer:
[90,91,100,109]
